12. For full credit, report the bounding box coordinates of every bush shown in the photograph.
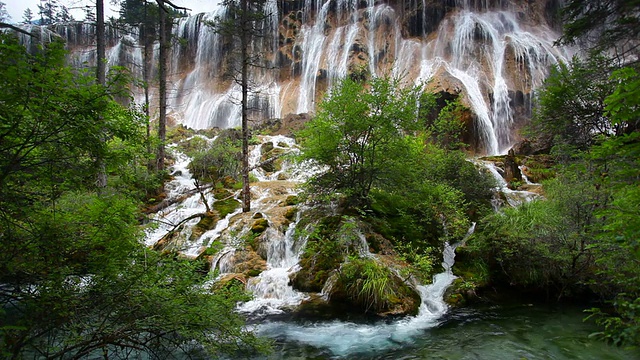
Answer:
[188,130,242,184]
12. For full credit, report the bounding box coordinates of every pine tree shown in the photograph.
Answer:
[38,0,59,25]
[0,1,10,22]
[209,0,269,212]
[23,8,33,23]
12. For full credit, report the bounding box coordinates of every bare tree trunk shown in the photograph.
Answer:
[143,1,153,164]
[156,0,168,172]
[240,0,251,212]
[96,0,107,188]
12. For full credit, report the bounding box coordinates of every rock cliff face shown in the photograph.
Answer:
[56,0,569,155]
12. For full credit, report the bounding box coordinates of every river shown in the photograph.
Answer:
[255,303,639,359]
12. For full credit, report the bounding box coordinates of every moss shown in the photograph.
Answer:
[221,176,237,189]
[284,195,299,206]
[213,198,241,218]
[191,212,220,241]
[196,213,218,231]
[521,155,556,183]
[202,246,219,256]
[261,142,274,154]
[329,257,421,316]
[284,207,297,221]
[213,188,232,200]
[251,218,269,234]
[167,124,196,143]
[247,269,262,277]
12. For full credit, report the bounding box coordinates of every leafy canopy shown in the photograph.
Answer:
[0,33,265,358]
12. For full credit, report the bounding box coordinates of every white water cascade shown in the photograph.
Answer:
[141,133,477,356]
[54,0,571,155]
[255,239,467,357]
[480,160,541,209]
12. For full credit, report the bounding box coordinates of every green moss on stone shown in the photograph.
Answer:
[251,218,269,234]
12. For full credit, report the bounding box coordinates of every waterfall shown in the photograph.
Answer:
[236,220,309,315]
[479,160,540,209]
[54,1,570,155]
[254,236,471,357]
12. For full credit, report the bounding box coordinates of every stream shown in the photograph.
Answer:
[255,303,639,359]
[147,136,638,360]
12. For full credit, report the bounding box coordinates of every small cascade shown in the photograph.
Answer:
[144,143,217,250]
[255,237,469,356]
[236,219,309,315]
[480,160,540,209]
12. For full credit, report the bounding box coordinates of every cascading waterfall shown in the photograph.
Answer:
[142,133,476,355]
[55,0,570,155]
[255,237,469,357]
[479,160,540,209]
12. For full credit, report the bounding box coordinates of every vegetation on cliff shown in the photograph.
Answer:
[467,0,640,345]
[294,76,494,315]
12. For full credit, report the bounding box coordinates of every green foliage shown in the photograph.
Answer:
[530,55,615,150]
[297,76,423,207]
[337,257,393,313]
[0,34,265,357]
[426,99,468,150]
[470,168,607,294]
[560,0,640,56]
[586,295,640,346]
[188,130,242,184]
[605,67,640,131]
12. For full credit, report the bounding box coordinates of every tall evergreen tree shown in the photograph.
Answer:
[38,0,59,25]
[22,8,33,23]
[210,0,269,212]
[0,2,10,22]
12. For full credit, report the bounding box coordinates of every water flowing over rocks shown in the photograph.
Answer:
[46,0,571,155]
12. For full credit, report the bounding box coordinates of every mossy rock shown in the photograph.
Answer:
[521,155,556,183]
[213,187,233,200]
[444,278,479,307]
[260,147,286,173]
[284,207,297,221]
[284,195,299,206]
[221,176,238,189]
[214,198,241,218]
[251,218,269,234]
[261,142,274,154]
[167,124,196,143]
[191,212,220,240]
[366,233,395,255]
[213,273,247,291]
[328,257,421,316]
[230,247,268,277]
[247,269,263,277]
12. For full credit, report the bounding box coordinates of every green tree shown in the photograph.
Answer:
[298,77,423,207]
[0,33,264,358]
[530,55,616,150]
[38,0,58,25]
[209,0,269,212]
[22,7,33,23]
[0,1,10,22]
[559,0,640,59]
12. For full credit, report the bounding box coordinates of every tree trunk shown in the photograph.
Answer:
[143,1,153,165]
[96,0,107,188]
[240,0,251,212]
[156,0,168,172]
